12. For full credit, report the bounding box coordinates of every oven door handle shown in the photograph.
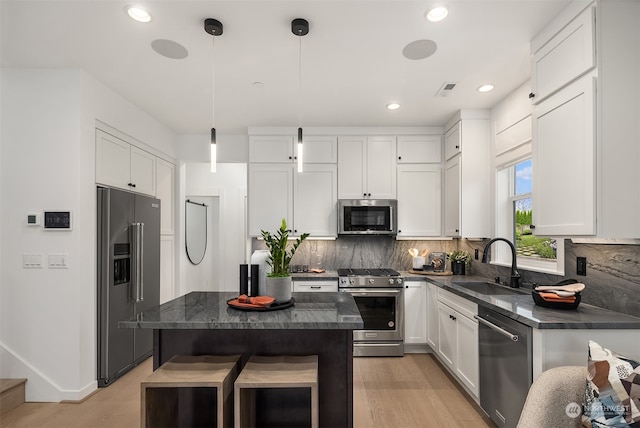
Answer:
[341,289,402,296]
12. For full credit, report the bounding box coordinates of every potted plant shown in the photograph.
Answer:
[448,250,471,275]
[260,218,309,302]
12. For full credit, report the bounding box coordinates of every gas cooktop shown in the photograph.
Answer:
[337,268,401,277]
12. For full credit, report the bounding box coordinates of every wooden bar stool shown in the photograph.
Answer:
[141,354,240,428]
[234,355,319,428]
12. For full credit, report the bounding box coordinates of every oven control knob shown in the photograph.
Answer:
[388,278,394,285]
[368,278,375,285]
[397,278,403,284]
[350,279,355,285]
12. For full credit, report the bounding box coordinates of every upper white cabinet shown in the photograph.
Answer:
[397,164,441,237]
[250,135,337,164]
[397,135,441,163]
[532,77,596,235]
[530,6,595,105]
[248,164,294,236]
[249,135,295,163]
[530,0,640,237]
[96,129,156,196]
[338,136,396,199]
[442,112,491,238]
[248,163,337,237]
[444,125,462,161]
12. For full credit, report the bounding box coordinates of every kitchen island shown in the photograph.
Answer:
[120,291,363,428]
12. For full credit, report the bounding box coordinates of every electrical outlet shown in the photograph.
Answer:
[577,257,587,276]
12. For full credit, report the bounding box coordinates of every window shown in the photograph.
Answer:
[496,158,564,275]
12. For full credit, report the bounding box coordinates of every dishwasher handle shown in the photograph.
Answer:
[475,315,519,342]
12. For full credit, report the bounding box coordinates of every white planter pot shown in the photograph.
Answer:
[265,276,292,303]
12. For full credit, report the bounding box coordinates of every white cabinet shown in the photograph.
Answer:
[444,124,462,161]
[530,6,595,105]
[397,164,441,237]
[249,135,295,163]
[436,288,479,398]
[338,136,396,199]
[443,156,460,237]
[292,279,338,292]
[248,164,337,237]
[293,164,338,236]
[530,0,640,238]
[248,164,294,236]
[156,158,175,235]
[532,77,596,235]
[250,135,337,163]
[426,283,439,350]
[96,129,156,196]
[397,135,441,163]
[404,281,427,345]
[442,113,491,238]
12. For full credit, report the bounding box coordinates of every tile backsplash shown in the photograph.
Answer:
[253,237,640,317]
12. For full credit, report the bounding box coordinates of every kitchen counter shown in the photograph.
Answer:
[120,291,362,428]
[119,291,361,330]
[291,270,339,280]
[404,272,640,330]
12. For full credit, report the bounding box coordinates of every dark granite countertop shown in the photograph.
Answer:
[404,272,640,330]
[119,291,363,330]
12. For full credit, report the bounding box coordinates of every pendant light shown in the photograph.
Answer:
[204,18,223,172]
[292,18,309,173]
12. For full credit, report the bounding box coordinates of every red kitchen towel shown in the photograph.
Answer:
[228,294,275,309]
[538,292,576,304]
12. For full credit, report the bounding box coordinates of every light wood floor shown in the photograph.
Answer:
[1,353,492,428]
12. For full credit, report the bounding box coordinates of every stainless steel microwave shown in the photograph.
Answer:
[338,199,397,235]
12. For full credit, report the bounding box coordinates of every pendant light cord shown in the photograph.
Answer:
[212,35,216,128]
[298,34,302,128]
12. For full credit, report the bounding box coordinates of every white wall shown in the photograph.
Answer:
[0,68,177,402]
[179,163,247,296]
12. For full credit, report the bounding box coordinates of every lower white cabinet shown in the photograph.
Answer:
[435,288,479,398]
[404,281,427,345]
[426,283,439,350]
[292,279,338,292]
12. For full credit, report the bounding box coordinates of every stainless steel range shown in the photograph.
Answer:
[338,268,404,357]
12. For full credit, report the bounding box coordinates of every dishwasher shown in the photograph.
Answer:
[476,306,533,428]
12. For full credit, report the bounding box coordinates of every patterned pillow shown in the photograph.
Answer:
[583,340,640,428]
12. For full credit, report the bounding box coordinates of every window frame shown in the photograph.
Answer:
[495,158,564,275]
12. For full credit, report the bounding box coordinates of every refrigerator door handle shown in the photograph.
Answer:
[131,222,144,302]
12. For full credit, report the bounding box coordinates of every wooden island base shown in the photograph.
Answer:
[154,328,354,428]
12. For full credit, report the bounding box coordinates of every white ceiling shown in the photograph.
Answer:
[1,0,571,135]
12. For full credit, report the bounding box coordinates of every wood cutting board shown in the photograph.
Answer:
[534,283,585,292]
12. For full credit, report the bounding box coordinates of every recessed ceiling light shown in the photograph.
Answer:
[426,6,449,22]
[478,84,495,93]
[126,6,151,23]
[386,103,401,110]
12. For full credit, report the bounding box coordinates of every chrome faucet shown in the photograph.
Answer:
[481,237,522,288]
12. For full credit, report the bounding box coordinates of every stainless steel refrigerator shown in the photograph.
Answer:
[97,186,160,387]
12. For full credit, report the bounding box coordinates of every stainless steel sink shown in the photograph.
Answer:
[453,281,524,295]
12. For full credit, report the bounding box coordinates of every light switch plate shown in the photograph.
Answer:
[48,253,69,269]
[23,253,43,269]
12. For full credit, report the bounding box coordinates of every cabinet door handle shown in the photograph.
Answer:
[529,224,536,229]
[398,156,402,160]
[528,92,535,99]
[128,183,136,188]
[455,145,459,149]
